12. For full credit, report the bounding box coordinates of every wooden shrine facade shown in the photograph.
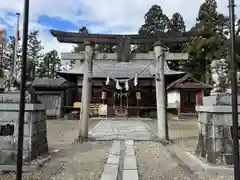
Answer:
[167,74,212,118]
[58,52,186,117]
[73,74,184,117]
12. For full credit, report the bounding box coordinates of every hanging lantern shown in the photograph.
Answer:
[125,80,129,91]
[134,74,138,86]
[105,75,110,85]
[116,80,122,90]
[101,90,107,100]
[136,91,141,100]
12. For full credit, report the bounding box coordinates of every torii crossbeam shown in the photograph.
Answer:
[50,29,197,44]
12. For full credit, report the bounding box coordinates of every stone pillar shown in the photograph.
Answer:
[195,95,240,165]
[78,42,94,141]
[154,42,167,141]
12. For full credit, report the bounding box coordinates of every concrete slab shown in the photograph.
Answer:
[106,155,120,165]
[125,140,134,146]
[100,164,118,180]
[124,155,137,170]
[125,146,135,156]
[89,119,152,140]
[123,170,139,180]
[110,141,121,155]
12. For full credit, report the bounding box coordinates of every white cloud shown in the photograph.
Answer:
[0,0,240,54]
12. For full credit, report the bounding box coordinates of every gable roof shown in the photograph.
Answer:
[58,59,185,80]
[167,73,212,90]
[32,78,75,88]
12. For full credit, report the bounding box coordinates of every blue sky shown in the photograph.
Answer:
[1,0,240,54]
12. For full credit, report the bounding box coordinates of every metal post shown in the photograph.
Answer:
[13,13,20,77]
[78,42,93,141]
[154,42,168,142]
[228,1,239,179]
[16,0,29,179]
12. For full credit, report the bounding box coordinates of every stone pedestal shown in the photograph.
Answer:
[0,92,48,165]
[195,94,240,165]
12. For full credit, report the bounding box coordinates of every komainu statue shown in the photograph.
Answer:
[3,69,19,92]
[210,59,229,94]
[2,68,35,101]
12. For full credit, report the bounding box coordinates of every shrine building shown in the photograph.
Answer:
[56,52,211,118]
[50,30,212,118]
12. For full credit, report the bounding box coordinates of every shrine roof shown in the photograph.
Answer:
[57,59,185,80]
[32,78,75,88]
[167,73,212,90]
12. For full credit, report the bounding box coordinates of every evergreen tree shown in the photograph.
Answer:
[0,36,22,71]
[185,0,229,81]
[138,5,169,52]
[168,12,186,33]
[27,30,44,81]
[95,44,116,53]
[167,12,187,70]
[37,50,61,78]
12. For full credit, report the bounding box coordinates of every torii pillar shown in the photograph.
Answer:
[78,41,94,142]
[154,41,169,142]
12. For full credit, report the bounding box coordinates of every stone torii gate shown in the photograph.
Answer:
[50,30,194,142]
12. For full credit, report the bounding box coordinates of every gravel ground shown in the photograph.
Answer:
[47,119,102,150]
[135,141,199,180]
[0,119,109,180]
[135,141,235,180]
[143,118,198,140]
[137,116,235,180]
[0,141,111,180]
[170,139,235,180]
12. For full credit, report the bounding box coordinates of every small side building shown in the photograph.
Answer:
[167,73,212,119]
[32,78,77,119]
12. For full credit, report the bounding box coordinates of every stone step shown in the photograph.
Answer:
[122,140,139,180]
[100,141,121,180]
[123,170,139,180]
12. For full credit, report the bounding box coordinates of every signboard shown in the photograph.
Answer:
[99,104,107,116]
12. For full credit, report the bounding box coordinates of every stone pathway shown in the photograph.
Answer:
[100,140,139,180]
[89,118,154,141]
[123,140,139,180]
